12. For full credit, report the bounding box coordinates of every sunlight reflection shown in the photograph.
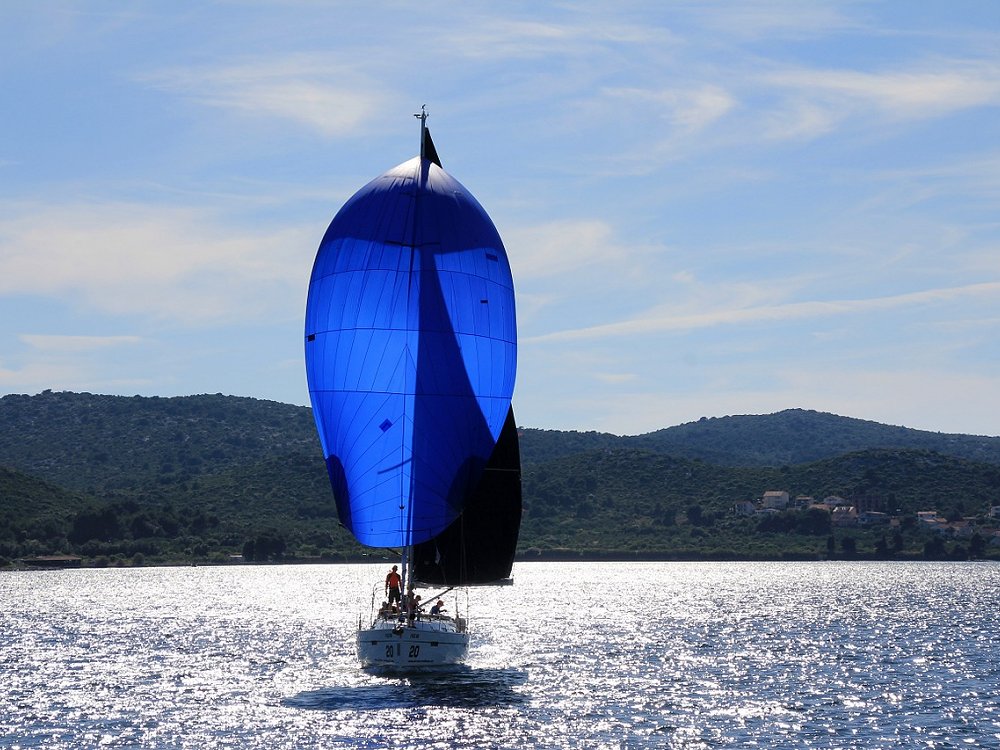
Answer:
[2,562,999,748]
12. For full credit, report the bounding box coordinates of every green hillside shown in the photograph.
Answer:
[0,465,95,560]
[519,409,1000,467]
[1,391,998,566]
[520,447,1000,557]
[0,390,317,496]
[624,409,1000,466]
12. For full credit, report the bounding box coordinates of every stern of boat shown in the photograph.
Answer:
[358,615,469,668]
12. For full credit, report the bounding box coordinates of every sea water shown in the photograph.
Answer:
[2,561,999,749]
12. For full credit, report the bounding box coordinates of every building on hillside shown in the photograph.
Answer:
[734,500,756,517]
[853,494,885,513]
[858,511,889,525]
[831,506,858,527]
[793,495,814,509]
[990,506,1000,519]
[951,521,976,538]
[822,495,851,509]
[961,516,981,532]
[762,491,789,510]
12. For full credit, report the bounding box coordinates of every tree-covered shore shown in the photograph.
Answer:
[2,392,998,567]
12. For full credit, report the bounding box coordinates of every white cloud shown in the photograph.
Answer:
[507,219,630,279]
[762,62,1000,132]
[141,55,389,137]
[593,372,638,384]
[0,202,315,325]
[0,334,152,395]
[437,15,676,60]
[20,334,142,352]
[762,100,840,140]
[776,367,1000,437]
[604,85,736,133]
[526,281,1000,343]
[516,359,1000,437]
[683,1,858,41]
[0,360,81,389]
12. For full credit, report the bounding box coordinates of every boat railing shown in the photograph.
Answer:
[370,610,462,628]
[358,583,469,633]
[361,582,468,633]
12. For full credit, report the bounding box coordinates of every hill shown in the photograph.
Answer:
[0,390,318,496]
[1,391,998,565]
[519,447,1000,558]
[520,409,1000,467]
[0,391,361,565]
[0,465,94,553]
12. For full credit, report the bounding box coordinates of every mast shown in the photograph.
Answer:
[415,104,428,161]
[401,104,429,598]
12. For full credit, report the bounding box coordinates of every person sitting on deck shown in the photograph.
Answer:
[430,599,446,616]
[406,594,423,625]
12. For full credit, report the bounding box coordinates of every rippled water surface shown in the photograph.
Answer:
[3,561,999,749]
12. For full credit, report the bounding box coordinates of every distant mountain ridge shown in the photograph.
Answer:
[2,393,998,494]
[519,409,1000,467]
[631,409,1000,465]
[1,391,998,563]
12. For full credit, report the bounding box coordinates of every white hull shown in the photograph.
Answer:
[358,615,469,669]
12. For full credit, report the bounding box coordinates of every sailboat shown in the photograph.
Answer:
[304,108,522,668]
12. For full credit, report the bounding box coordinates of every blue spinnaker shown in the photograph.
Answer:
[305,154,516,549]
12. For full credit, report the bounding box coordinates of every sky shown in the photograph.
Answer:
[1,1,999,437]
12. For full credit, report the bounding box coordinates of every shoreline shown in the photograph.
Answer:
[4,549,998,571]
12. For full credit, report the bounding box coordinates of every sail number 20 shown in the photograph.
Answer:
[385,644,420,658]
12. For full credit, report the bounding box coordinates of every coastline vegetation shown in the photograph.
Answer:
[1,391,998,568]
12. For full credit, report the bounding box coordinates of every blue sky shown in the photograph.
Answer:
[2,1,999,437]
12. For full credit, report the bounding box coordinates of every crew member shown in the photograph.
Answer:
[407,593,422,625]
[385,565,402,606]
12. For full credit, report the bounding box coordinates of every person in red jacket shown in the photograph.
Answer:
[385,565,402,607]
